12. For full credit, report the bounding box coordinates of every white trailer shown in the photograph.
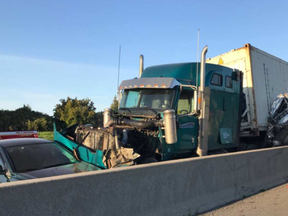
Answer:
[207,44,288,137]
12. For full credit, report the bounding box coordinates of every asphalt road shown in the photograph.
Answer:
[202,183,288,216]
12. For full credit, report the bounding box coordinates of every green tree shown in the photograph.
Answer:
[0,105,53,131]
[27,118,49,131]
[27,120,35,130]
[110,95,119,111]
[53,97,98,128]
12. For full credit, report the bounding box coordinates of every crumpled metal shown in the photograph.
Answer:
[267,93,288,146]
[269,94,288,123]
[270,94,285,117]
[278,113,288,124]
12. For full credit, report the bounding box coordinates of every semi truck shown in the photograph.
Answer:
[105,46,242,160]
[55,43,288,168]
[56,45,243,167]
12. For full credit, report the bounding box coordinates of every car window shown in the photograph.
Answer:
[5,143,77,172]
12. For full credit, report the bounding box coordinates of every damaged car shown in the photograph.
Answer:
[266,93,288,146]
[0,138,102,183]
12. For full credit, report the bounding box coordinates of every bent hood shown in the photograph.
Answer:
[54,123,106,169]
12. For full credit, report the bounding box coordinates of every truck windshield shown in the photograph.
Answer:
[120,89,174,110]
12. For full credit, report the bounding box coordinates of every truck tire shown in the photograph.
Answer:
[258,140,268,149]
[139,158,158,164]
[274,127,288,145]
[246,144,258,150]
[237,142,248,151]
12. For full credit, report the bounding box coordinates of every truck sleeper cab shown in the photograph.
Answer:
[207,43,288,140]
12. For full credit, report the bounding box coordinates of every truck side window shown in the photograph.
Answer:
[211,73,222,86]
[225,76,232,88]
[177,90,193,115]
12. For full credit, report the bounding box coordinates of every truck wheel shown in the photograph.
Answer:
[139,158,158,164]
[246,144,258,150]
[258,140,268,149]
[237,142,248,151]
[274,127,288,145]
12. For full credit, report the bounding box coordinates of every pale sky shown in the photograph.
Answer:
[1,0,288,115]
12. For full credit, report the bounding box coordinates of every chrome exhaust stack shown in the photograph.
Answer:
[197,46,209,156]
[103,108,119,149]
[200,46,208,102]
[139,55,144,77]
[103,108,112,128]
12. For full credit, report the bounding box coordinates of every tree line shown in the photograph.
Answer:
[0,96,119,132]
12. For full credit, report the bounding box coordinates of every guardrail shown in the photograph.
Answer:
[1,146,288,216]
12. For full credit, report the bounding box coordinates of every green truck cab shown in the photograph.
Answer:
[104,47,243,162]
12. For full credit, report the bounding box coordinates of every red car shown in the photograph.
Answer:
[0,131,38,140]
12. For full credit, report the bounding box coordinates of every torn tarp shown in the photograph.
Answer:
[267,94,288,146]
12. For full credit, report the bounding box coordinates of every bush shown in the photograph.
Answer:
[38,131,54,141]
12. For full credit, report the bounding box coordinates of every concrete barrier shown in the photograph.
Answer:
[1,146,288,216]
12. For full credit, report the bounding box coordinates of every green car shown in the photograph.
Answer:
[0,138,102,183]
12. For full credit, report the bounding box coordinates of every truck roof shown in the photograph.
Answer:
[141,62,236,85]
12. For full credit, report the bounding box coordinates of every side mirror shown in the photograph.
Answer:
[232,70,242,81]
[0,165,6,174]
[232,71,237,81]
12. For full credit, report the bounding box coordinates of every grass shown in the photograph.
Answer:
[38,131,54,141]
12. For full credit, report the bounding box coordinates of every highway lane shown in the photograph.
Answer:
[202,183,288,216]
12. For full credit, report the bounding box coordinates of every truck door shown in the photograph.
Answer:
[174,89,198,151]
